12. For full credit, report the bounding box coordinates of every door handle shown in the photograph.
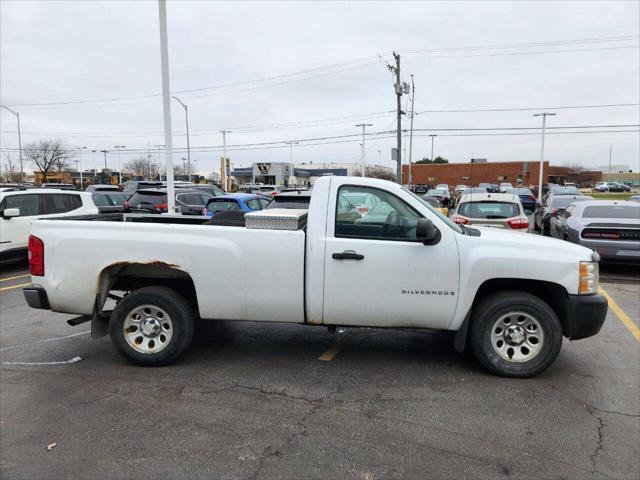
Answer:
[332,251,364,260]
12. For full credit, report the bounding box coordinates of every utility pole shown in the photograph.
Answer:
[220,130,230,191]
[76,146,87,189]
[113,145,125,184]
[355,123,373,177]
[181,157,186,176]
[158,0,176,214]
[284,141,299,186]
[100,150,109,184]
[533,112,556,201]
[408,75,415,187]
[387,52,405,184]
[608,145,613,182]
[172,96,191,182]
[0,105,23,183]
[429,134,437,161]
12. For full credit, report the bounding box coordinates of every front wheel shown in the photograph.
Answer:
[109,286,195,366]
[469,291,562,377]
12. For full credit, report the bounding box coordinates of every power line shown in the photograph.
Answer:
[5,34,636,109]
[405,44,639,59]
[415,103,639,115]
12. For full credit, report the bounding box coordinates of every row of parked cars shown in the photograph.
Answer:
[417,183,639,263]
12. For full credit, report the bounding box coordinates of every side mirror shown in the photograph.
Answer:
[2,208,20,219]
[416,218,440,245]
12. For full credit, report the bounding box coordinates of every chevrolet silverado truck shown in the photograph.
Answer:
[22,176,608,377]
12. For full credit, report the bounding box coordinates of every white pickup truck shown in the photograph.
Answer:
[23,176,608,377]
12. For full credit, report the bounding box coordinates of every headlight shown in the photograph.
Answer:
[579,261,599,294]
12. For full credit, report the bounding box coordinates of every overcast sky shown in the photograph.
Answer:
[1,0,639,176]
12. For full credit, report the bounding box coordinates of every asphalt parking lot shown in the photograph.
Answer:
[1,259,638,480]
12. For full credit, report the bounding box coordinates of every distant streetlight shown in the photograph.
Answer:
[429,134,437,161]
[0,105,23,183]
[284,141,299,185]
[76,146,87,189]
[533,112,556,201]
[355,123,373,177]
[172,95,191,182]
[113,145,126,184]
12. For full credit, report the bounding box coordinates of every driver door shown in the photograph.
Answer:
[0,193,41,252]
[323,185,459,329]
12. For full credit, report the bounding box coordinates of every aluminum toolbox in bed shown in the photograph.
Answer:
[244,208,308,230]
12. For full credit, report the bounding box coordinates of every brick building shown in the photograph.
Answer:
[402,161,577,187]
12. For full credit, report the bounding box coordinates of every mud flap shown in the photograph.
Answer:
[90,296,111,339]
[453,310,472,353]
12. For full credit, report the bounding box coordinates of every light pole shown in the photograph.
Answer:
[533,112,556,201]
[284,141,299,186]
[100,150,109,184]
[158,0,176,214]
[408,75,415,186]
[0,105,23,184]
[355,123,373,177]
[76,146,87,189]
[608,145,613,182]
[220,130,230,190]
[181,157,187,177]
[429,134,437,161]
[91,150,97,176]
[113,145,125,184]
[172,95,191,182]
[378,149,381,164]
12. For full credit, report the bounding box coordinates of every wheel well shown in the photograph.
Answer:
[473,278,570,332]
[98,262,198,315]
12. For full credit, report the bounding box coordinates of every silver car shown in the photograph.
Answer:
[552,200,640,263]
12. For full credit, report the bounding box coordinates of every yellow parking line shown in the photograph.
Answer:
[599,287,640,342]
[318,334,351,361]
[0,282,31,293]
[0,274,30,283]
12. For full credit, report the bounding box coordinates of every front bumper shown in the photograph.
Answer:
[564,293,608,340]
[23,286,50,310]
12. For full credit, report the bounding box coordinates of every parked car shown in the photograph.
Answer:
[511,188,537,215]
[499,182,513,193]
[552,200,639,263]
[478,182,499,193]
[125,188,213,215]
[91,192,129,214]
[460,187,488,195]
[205,194,270,217]
[413,184,429,194]
[454,185,468,193]
[594,182,631,192]
[535,195,593,236]
[435,183,450,192]
[86,184,121,193]
[265,191,312,209]
[121,180,164,198]
[452,193,529,231]
[628,195,640,203]
[23,176,608,377]
[257,185,283,197]
[40,183,76,190]
[187,184,226,197]
[421,194,449,217]
[0,189,98,258]
[548,185,580,196]
[425,188,452,208]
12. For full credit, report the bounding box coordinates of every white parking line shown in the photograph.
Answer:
[0,331,90,352]
[2,356,82,366]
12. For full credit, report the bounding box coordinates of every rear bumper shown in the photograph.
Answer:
[565,294,608,340]
[577,239,640,262]
[23,285,50,310]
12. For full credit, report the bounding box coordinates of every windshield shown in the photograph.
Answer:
[550,196,592,208]
[583,205,639,219]
[407,190,463,233]
[459,201,520,219]
[92,192,127,206]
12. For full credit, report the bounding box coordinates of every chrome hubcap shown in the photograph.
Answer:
[123,304,173,354]
[490,312,544,363]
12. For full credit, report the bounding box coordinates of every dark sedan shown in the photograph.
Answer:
[125,188,213,215]
[511,187,537,215]
[535,194,593,235]
[552,200,640,263]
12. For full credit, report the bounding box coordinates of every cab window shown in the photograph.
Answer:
[41,194,82,214]
[335,186,420,240]
[0,194,40,216]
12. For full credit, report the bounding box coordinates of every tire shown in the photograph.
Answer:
[109,286,195,366]
[469,291,562,378]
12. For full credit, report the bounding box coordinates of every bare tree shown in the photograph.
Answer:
[123,156,156,179]
[352,165,396,181]
[561,161,585,174]
[23,139,73,182]
[2,152,22,183]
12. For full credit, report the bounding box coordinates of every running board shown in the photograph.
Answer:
[67,315,92,327]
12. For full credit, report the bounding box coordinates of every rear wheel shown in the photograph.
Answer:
[470,291,562,377]
[109,286,194,366]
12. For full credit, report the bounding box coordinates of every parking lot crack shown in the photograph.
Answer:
[586,407,611,479]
